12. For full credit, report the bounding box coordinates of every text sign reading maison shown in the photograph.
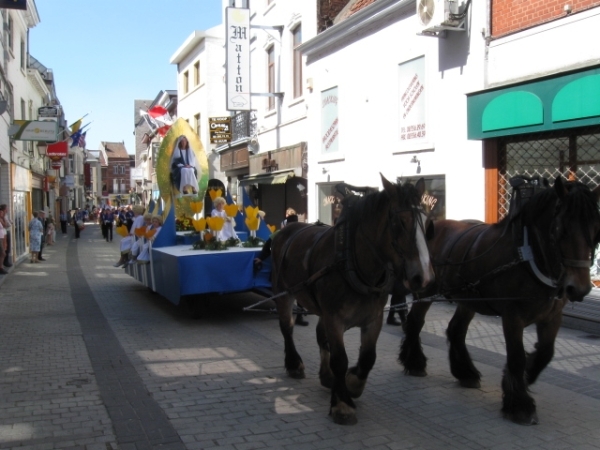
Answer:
[226,7,251,111]
[209,117,232,144]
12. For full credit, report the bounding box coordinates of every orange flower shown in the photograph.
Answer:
[145,229,157,239]
[207,216,225,231]
[192,218,207,232]
[190,201,203,214]
[245,216,259,231]
[134,226,147,237]
[209,188,222,201]
[224,204,238,217]
[116,225,129,237]
[204,232,213,242]
[245,205,259,218]
[268,224,276,234]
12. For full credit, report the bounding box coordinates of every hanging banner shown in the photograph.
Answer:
[226,7,251,111]
[0,0,26,10]
[8,120,58,141]
[46,141,68,157]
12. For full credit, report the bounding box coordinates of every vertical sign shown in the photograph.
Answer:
[399,56,427,147]
[226,7,251,111]
[321,86,339,156]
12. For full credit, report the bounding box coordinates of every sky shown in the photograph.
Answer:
[30,0,223,154]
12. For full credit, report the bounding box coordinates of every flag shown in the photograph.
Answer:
[70,130,82,148]
[79,132,87,149]
[148,106,168,118]
[156,125,170,137]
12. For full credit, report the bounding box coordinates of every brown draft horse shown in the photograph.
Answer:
[270,174,434,425]
[400,176,600,425]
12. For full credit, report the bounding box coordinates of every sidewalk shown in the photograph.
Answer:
[0,222,600,449]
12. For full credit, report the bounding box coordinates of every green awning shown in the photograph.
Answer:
[467,65,600,140]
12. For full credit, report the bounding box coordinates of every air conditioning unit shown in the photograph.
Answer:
[417,0,464,34]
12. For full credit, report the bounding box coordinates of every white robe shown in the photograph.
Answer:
[211,209,238,241]
[171,141,201,193]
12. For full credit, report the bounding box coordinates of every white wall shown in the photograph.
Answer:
[303,0,488,221]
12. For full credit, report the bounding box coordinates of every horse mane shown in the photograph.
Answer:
[335,181,421,231]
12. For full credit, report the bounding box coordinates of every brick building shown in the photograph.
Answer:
[99,141,131,206]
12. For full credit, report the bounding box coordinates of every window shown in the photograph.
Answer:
[7,16,13,53]
[194,61,200,86]
[20,98,25,119]
[183,71,189,94]
[292,25,302,98]
[194,113,201,138]
[267,46,275,110]
[20,39,25,70]
[113,165,118,175]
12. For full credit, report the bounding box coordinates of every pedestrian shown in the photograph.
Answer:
[46,214,56,246]
[281,208,297,228]
[102,207,114,242]
[0,204,13,267]
[74,208,85,239]
[37,210,47,261]
[28,211,43,263]
[0,207,8,274]
[59,210,68,234]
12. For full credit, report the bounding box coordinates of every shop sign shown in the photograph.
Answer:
[209,117,232,144]
[8,120,58,141]
[226,7,251,111]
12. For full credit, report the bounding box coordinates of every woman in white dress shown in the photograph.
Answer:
[211,196,238,242]
[170,135,201,195]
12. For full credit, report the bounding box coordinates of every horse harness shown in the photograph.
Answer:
[427,176,591,302]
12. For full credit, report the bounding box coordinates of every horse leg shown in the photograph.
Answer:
[447,304,481,388]
[501,314,538,425]
[275,295,305,379]
[326,321,357,425]
[316,317,334,389]
[346,315,383,399]
[399,301,431,376]
[526,307,563,385]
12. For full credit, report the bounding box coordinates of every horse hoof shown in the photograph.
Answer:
[346,372,366,399]
[505,410,539,425]
[331,403,358,425]
[287,368,305,379]
[406,369,427,377]
[459,379,481,389]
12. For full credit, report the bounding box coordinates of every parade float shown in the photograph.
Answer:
[123,118,272,312]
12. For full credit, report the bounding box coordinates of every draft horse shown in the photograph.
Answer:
[270,174,434,425]
[400,176,600,425]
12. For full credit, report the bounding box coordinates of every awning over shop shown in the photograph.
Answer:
[467,65,600,140]
[240,171,296,185]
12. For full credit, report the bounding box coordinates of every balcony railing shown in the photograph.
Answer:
[230,111,257,143]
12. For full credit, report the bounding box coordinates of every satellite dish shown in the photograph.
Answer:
[417,0,436,26]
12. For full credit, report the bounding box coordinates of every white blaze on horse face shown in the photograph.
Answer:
[415,211,433,287]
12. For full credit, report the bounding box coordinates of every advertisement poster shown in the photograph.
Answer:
[398,57,428,149]
[321,86,339,156]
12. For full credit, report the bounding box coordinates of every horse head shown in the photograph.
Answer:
[551,176,600,302]
[381,174,434,292]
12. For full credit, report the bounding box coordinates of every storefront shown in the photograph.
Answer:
[467,64,600,327]
[12,164,31,262]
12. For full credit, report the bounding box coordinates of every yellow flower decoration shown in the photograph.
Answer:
[224,204,238,217]
[116,225,129,237]
[209,188,222,201]
[192,218,207,232]
[245,216,259,231]
[134,226,147,237]
[145,229,157,239]
[207,216,225,231]
[190,201,203,214]
[245,205,259,218]
[268,224,276,234]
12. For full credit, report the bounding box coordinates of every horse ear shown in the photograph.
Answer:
[554,176,568,199]
[380,173,395,197]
